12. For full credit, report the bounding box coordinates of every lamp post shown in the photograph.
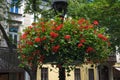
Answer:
[52,0,68,18]
[52,1,68,80]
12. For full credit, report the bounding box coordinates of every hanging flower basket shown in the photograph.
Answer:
[18,18,111,70]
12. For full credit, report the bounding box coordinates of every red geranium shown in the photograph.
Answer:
[80,39,86,43]
[78,43,83,48]
[21,33,27,39]
[64,35,71,40]
[26,41,33,45]
[55,24,63,31]
[52,45,60,53]
[42,26,46,32]
[86,47,94,53]
[50,32,59,38]
[93,20,99,25]
[78,18,86,24]
[98,34,108,41]
[35,37,41,42]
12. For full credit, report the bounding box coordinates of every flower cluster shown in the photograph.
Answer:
[18,18,111,68]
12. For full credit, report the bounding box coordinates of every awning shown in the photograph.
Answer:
[115,68,120,71]
[114,63,120,66]
[114,63,120,71]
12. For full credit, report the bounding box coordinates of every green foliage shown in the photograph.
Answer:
[67,0,120,51]
[0,0,8,21]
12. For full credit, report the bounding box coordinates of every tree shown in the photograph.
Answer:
[0,0,14,51]
[67,0,120,51]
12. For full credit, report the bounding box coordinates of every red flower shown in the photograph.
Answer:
[98,34,108,41]
[35,37,41,42]
[27,41,33,45]
[93,20,99,25]
[64,35,71,40]
[42,26,46,32]
[80,39,86,43]
[50,32,59,38]
[55,24,63,31]
[86,47,94,53]
[88,25,94,28]
[52,45,60,53]
[78,43,83,48]
[84,26,89,30]
[55,27,61,31]
[21,33,27,39]
[78,18,85,24]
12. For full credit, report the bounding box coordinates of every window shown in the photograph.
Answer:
[10,6,18,13]
[9,27,18,46]
[74,68,81,80]
[88,69,94,80]
[41,68,48,80]
[10,0,19,13]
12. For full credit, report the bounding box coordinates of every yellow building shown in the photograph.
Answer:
[37,63,99,80]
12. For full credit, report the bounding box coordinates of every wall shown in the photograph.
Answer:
[37,63,98,80]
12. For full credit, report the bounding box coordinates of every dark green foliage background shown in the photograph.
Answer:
[67,0,120,51]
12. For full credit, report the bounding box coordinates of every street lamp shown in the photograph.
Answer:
[52,0,68,18]
[51,1,68,80]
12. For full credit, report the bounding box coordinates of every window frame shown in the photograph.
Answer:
[88,69,94,80]
[10,0,19,13]
[74,68,81,80]
[41,68,48,80]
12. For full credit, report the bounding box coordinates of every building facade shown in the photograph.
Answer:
[37,64,99,80]
[0,0,25,80]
